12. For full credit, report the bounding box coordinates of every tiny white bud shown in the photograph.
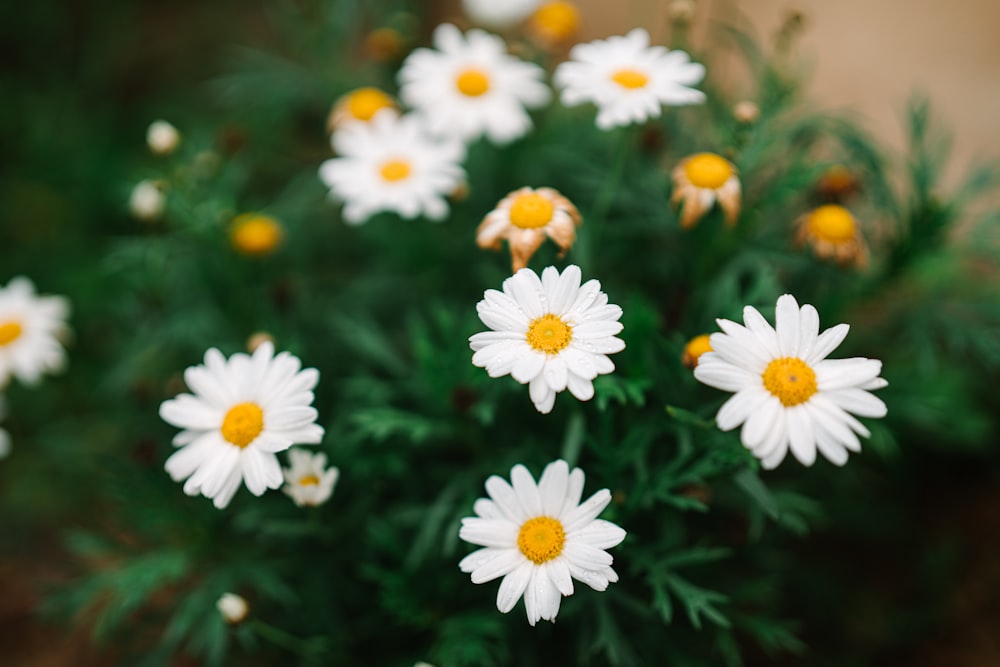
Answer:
[146,120,180,156]
[128,180,165,222]
[733,100,761,123]
[670,0,696,22]
[216,593,249,624]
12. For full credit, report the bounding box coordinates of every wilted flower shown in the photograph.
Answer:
[230,213,284,256]
[129,180,165,222]
[694,294,887,469]
[554,28,705,130]
[327,87,397,134]
[795,204,869,268]
[319,111,465,224]
[671,152,741,228]
[0,276,70,389]
[216,593,249,624]
[476,186,581,271]
[459,459,626,626]
[398,23,551,145]
[146,119,180,156]
[282,448,339,507]
[159,342,324,509]
[469,265,624,414]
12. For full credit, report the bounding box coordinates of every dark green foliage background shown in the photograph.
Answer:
[2,1,999,666]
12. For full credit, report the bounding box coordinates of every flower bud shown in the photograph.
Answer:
[146,120,180,156]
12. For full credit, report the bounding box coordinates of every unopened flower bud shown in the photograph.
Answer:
[670,0,696,23]
[733,100,760,124]
[247,332,276,353]
[129,180,165,222]
[146,120,180,156]
[216,593,249,625]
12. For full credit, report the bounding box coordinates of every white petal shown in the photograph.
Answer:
[694,360,758,392]
[548,559,575,596]
[562,489,612,533]
[485,475,526,521]
[511,464,543,517]
[806,323,850,364]
[511,350,546,383]
[740,396,782,448]
[569,519,626,550]
[561,541,614,570]
[825,388,887,418]
[715,389,768,431]
[496,562,533,614]
[815,358,883,391]
[537,460,570,516]
[774,294,802,357]
[543,356,569,392]
[786,404,817,466]
[470,548,523,584]
[459,517,519,548]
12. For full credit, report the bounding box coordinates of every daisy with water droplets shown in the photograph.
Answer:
[694,294,888,469]
[469,265,624,414]
[671,152,741,229]
[326,87,397,134]
[476,187,581,272]
[0,277,70,389]
[282,448,339,507]
[159,342,324,509]
[459,459,626,626]
[553,28,705,130]
[319,111,465,224]
[398,23,551,145]
[795,204,869,268]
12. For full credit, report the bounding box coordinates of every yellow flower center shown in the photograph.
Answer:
[221,402,264,448]
[456,68,491,97]
[379,159,412,182]
[0,321,23,346]
[611,68,649,90]
[808,205,856,243]
[682,334,712,368]
[517,516,566,564]
[299,475,320,486]
[531,1,581,42]
[762,357,817,407]
[230,214,283,256]
[508,192,555,229]
[526,314,573,354]
[345,87,395,122]
[684,153,733,190]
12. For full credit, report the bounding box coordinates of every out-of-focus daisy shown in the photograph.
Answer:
[0,395,10,459]
[528,2,582,48]
[795,204,869,268]
[398,23,551,145]
[146,120,180,156]
[694,294,887,469]
[671,152,741,229]
[319,111,465,224]
[229,213,284,256]
[0,277,70,389]
[476,187,581,271]
[462,0,542,29]
[681,334,712,369]
[159,342,324,509]
[326,87,397,134]
[282,448,339,507]
[129,180,165,222]
[469,265,624,414]
[553,28,705,130]
[216,593,249,624]
[459,459,626,626]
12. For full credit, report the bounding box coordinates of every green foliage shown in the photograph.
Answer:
[1,2,999,667]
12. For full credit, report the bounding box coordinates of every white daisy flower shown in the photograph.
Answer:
[319,110,465,224]
[282,448,339,507]
[553,28,705,130]
[460,460,626,626]
[398,23,551,145]
[0,395,10,459]
[159,342,324,509]
[469,265,625,414]
[694,294,888,469]
[462,0,541,29]
[0,276,70,389]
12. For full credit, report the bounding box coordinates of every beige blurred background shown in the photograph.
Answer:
[573,0,1000,185]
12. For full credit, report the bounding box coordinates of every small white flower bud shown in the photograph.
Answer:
[146,120,180,156]
[733,100,761,123]
[128,180,165,222]
[216,593,249,624]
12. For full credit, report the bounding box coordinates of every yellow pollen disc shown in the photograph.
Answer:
[611,68,649,90]
[230,214,283,256]
[683,153,734,190]
[762,357,818,407]
[508,192,555,229]
[531,1,581,42]
[808,205,856,243]
[517,516,566,564]
[526,314,573,354]
[0,321,23,346]
[346,87,395,122]
[456,68,491,97]
[682,334,713,368]
[299,475,320,486]
[221,402,264,448]
[379,159,412,182]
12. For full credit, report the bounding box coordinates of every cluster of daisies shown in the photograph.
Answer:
[147,6,886,628]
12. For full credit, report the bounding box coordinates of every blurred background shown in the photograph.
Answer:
[1,1,998,665]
